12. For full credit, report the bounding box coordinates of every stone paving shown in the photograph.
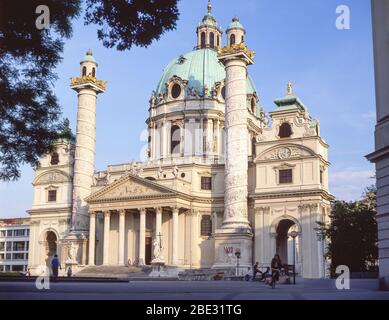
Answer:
[0,279,388,300]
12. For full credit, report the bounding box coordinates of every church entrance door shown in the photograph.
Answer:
[145,237,152,265]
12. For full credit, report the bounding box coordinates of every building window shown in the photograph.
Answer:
[201,177,212,190]
[209,32,215,48]
[320,170,324,184]
[279,169,293,184]
[92,67,96,77]
[217,35,220,47]
[0,253,4,260]
[171,83,182,99]
[251,97,256,113]
[0,230,5,237]
[12,265,24,272]
[200,215,212,237]
[0,242,4,251]
[48,190,57,202]
[241,35,244,43]
[201,32,206,48]
[279,122,292,138]
[6,242,12,251]
[6,253,11,260]
[12,253,24,260]
[221,86,226,100]
[230,34,236,45]
[50,152,59,165]
[6,230,12,237]
[171,125,181,154]
[82,66,86,76]
[25,241,29,251]
[13,242,25,251]
[13,230,25,237]
[252,138,256,158]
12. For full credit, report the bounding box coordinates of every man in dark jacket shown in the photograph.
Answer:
[51,254,61,282]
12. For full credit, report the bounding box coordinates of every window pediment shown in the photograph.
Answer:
[255,144,315,162]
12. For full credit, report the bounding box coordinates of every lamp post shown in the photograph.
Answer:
[235,249,241,276]
[289,231,298,285]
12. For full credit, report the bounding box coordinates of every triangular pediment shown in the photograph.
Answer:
[86,173,177,203]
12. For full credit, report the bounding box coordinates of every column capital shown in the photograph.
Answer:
[89,211,96,217]
[119,209,126,216]
[172,206,179,214]
[104,210,111,217]
[139,207,146,214]
[155,206,163,213]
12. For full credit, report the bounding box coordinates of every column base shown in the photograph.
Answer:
[212,227,253,272]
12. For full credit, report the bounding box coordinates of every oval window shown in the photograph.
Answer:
[171,84,182,99]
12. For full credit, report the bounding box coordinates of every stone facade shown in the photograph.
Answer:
[27,3,332,279]
[367,0,389,290]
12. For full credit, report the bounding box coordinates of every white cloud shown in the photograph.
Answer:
[329,168,375,201]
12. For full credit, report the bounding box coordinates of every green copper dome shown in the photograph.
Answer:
[227,17,245,32]
[81,49,97,64]
[155,48,257,101]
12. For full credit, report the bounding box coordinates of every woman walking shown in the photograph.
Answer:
[269,254,282,289]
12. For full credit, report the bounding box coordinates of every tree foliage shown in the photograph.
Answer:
[0,0,81,181]
[317,186,378,273]
[0,0,179,181]
[85,0,179,50]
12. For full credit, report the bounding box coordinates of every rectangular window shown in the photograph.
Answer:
[7,230,12,237]
[201,177,212,190]
[26,229,30,236]
[12,265,24,272]
[6,242,12,251]
[13,242,25,251]
[0,230,5,237]
[279,169,293,184]
[5,265,11,272]
[13,229,25,237]
[25,242,29,251]
[0,253,4,260]
[0,242,4,251]
[6,253,11,260]
[12,253,24,260]
[200,215,212,237]
[320,170,324,184]
[48,190,57,202]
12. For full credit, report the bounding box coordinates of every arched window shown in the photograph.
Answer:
[200,215,212,237]
[221,86,226,100]
[217,35,220,47]
[171,125,181,154]
[241,35,244,43]
[251,98,256,113]
[50,152,59,165]
[201,32,206,48]
[209,32,215,48]
[92,67,96,77]
[171,83,182,99]
[230,34,236,45]
[279,122,292,138]
[82,66,86,76]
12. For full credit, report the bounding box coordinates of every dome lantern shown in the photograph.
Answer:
[226,16,246,46]
[196,1,223,50]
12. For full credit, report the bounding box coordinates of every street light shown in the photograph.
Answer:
[235,249,241,276]
[289,231,298,285]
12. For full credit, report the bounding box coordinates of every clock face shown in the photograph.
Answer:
[278,147,291,159]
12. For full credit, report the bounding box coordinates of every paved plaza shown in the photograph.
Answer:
[0,279,388,300]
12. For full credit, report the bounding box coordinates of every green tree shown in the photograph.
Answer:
[0,0,179,181]
[317,187,378,273]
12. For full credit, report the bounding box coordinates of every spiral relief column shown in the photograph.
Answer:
[213,43,254,269]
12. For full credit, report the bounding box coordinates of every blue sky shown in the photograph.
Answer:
[0,0,376,218]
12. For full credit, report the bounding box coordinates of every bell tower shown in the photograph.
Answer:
[196,1,223,49]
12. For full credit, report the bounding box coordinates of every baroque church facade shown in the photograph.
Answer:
[27,3,332,279]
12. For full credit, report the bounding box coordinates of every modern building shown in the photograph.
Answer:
[367,0,389,290]
[0,218,30,272]
[27,2,332,278]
